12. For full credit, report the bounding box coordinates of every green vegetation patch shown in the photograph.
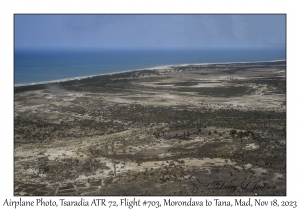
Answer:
[229,76,286,94]
[175,86,253,97]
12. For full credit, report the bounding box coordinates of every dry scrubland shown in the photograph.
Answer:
[14,61,286,196]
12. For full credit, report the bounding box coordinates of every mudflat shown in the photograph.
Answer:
[14,61,286,196]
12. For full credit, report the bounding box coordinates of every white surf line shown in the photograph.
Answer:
[14,59,286,87]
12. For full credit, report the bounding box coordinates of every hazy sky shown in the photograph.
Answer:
[14,14,286,50]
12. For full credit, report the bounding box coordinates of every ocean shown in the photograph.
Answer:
[14,48,286,85]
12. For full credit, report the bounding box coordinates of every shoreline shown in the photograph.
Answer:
[14,59,285,88]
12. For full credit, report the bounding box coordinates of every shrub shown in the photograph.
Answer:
[43,165,49,172]
[237,131,244,138]
[230,130,237,135]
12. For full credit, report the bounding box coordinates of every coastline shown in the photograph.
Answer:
[14,59,286,88]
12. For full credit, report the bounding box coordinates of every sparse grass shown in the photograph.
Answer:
[14,61,286,196]
[175,86,254,97]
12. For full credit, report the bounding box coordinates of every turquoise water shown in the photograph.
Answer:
[14,48,286,85]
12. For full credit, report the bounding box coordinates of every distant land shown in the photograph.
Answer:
[14,60,286,196]
[14,48,285,85]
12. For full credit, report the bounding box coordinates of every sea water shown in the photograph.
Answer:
[14,48,285,85]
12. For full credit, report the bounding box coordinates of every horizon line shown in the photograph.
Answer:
[14,59,286,88]
[14,46,286,51]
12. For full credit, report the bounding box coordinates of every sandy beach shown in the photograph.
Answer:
[14,59,286,87]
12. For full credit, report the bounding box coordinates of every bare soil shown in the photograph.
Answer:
[14,61,286,196]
